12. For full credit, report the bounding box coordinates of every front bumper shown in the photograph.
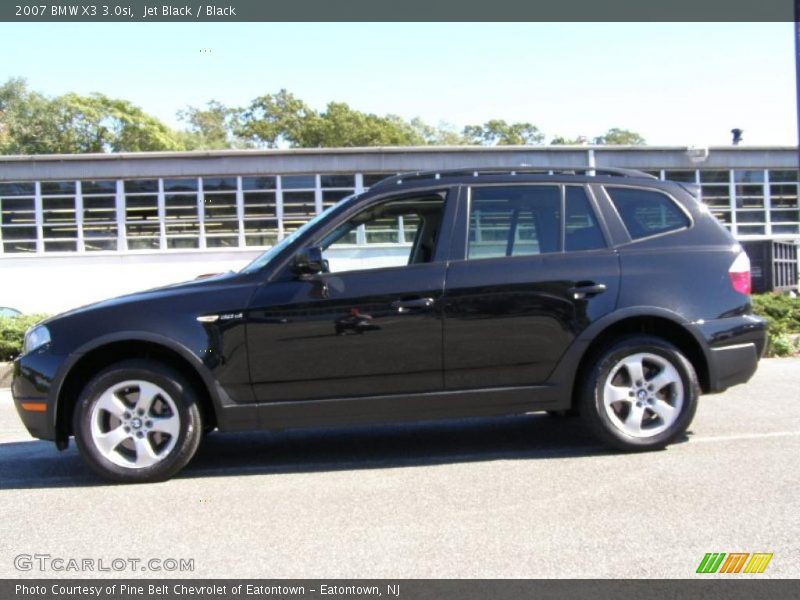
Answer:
[692,314,767,393]
[11,349,64,442]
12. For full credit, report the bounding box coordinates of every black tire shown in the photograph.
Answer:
[579,335,699,451]
[73,359,203,483]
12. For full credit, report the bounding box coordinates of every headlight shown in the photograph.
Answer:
[23,325,51,354]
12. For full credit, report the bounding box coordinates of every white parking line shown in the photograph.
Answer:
[690,431,800,444]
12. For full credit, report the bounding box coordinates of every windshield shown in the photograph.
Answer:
[239,194,357,274]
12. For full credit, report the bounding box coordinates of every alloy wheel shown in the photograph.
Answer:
[89,380,181,468]
[602,352,684,438]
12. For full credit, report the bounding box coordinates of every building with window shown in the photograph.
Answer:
[0,145,797,313]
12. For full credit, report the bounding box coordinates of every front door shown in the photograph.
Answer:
[246,190,453,402]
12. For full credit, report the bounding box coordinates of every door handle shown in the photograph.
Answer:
[568,283,607,299]
[391,297,435,312]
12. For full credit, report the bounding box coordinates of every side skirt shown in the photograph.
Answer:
[218,385,565,432]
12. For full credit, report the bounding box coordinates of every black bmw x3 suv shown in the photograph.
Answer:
[13,167,767,482]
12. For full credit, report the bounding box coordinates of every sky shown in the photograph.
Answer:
[0,22,797,147]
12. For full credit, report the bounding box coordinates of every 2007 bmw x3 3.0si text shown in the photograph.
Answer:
[13,168,767,482]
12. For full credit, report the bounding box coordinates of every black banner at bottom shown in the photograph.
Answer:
[3,579,800,600]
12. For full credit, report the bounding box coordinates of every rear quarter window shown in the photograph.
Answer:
[606,187,690,240]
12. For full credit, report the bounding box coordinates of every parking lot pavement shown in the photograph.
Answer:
[0,358,798,579]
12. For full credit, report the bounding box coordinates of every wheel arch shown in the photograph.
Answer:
[53,333,221,447]
[553,308,712,411]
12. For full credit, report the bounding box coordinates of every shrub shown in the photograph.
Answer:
[751,293,800,357]
[768,333,800,357]
[0,314,50,361]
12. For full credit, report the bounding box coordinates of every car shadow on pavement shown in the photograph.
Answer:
[0,414,679,489]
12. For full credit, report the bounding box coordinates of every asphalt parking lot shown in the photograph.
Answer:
[0,358,798,579]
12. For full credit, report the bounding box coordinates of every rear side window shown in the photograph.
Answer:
[468,185,561,259]
[606,187,690,240]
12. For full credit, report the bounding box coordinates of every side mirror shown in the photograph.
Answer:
[293,246,326,276]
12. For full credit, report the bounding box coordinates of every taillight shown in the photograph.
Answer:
[728,251,752,295]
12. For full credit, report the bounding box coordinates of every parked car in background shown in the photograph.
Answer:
[12,167,767,482]
[0,307,22,318]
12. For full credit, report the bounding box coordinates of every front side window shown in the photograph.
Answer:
[320,193,446,273]
[606,187,690,240]
[468,185,561,260]
[239,200,347,274]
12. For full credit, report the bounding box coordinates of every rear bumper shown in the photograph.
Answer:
[692,314,767,393]
[707,343,760,391]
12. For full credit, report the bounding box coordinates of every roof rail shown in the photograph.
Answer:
[370,166,658,190]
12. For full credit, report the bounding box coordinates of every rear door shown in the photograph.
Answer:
[442,183,620,389]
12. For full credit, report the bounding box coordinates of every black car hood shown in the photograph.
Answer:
[44,271,242,324]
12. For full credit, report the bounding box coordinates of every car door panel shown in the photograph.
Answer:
[443,252,620,389]
[246,252,446,402]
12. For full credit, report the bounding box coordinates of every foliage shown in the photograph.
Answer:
[767,333,800,357]
[0,78,184,154]
[751,293,800,357]
[593,127,646,145]
[550,129,647,146]
[238,90,428,148]
[176,100,251,150]
[62,93,184,152]
[463,119,544,146]
[0,314,50,362]
[550,135,586,145]
[1,78,649,153]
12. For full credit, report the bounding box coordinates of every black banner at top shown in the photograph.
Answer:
[0,0,796,22]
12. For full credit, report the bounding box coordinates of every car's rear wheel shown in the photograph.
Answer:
[73,360,203,483]
[580,335,699,451]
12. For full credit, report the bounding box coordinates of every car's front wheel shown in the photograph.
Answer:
[580,335,699,451]
[73,360,203,483]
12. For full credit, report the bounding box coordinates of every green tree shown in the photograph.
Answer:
[0,78,67,154]
[0,79,649,153]
[62,93,183,152]
[177,100,249,150]
[550,135,586,145]
[238,90,430,148]
[300,103,426,147]
[236,89,436,148]
[238,89,317,148]
[0,78,184,154]
[463,119,545,145]
[593,127,646,145]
